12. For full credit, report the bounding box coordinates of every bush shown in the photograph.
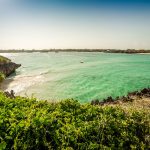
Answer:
[0,93,149,150]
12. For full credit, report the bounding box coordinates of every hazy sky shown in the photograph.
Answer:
[0,0,150,49]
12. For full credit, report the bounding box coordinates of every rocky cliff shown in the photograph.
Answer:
[0,58,21,77]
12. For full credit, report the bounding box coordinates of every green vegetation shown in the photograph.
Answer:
[0,93,149,150]
[0,73,5,82]
[0,55,10,82]
[0,56,10,63]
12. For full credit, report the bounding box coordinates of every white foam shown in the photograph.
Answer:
[0,53,19,59]
[4,75,45,94]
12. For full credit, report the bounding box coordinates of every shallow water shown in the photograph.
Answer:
[1,52,150,103]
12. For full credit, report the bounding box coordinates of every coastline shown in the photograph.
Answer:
[0,49,150,54]
[0,54,149,149]
[0,78,13,91]
[0,55,21,89]
[1,52,150,101]
[91,87,150,107]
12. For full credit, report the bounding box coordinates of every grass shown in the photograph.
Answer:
[0,92,149,150]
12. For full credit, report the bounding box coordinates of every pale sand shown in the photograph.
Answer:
[0,78,13,91]
[0,75,45,94]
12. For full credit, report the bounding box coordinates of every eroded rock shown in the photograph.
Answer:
[0,62,21,77]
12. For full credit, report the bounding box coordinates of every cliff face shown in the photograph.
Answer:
[0,62,21,77]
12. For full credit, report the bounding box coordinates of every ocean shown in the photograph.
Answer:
[1,52,150,103]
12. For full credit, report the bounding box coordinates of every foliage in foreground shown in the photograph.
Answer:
[0,92,149,150]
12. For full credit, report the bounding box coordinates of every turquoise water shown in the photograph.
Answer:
[1,52,150,103]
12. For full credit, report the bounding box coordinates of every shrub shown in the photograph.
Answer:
[0,93,149,149]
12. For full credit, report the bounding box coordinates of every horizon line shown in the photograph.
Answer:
[0,48,150,50]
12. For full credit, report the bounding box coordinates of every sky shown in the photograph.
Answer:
[0,0,150,50]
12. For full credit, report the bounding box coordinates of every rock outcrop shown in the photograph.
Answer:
[0,62,21,77]
[4,90,16,99]
[91,88,150,105]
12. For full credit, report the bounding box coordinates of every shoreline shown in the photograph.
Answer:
[1,54,150,103]
[0,49,150,54]
[3,82,150,106]
[91,87,150,106]
[0,78,14,91]
[0,55,21,90]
